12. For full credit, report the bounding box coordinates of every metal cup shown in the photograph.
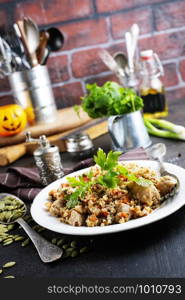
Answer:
[108,110,151,151]
[8,71,32,109]
[26,65,57,123]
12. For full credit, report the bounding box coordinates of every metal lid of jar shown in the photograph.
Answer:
[66,133,94,153]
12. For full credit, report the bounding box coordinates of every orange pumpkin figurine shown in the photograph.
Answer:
[0,104,27,137]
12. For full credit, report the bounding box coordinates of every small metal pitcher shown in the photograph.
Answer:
[108,110,151,151]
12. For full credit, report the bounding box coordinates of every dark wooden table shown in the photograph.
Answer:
[1,98,185,278]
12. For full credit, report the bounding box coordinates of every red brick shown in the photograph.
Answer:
[179,59,185,82]
[47,55,69,84]
[97,0,169,13]
[71,42,127,78]
[166,87,185,102]
[72,48,108,78]
[15,0,93,25]
[107,42,126,56]
[0,0,12,2]
[0,9,7,26]
[60,19,108,51]
[85,63,179,90]
[85,73,119,86]
[139,30,185,60]
[162,63,179,88]
[0,95,13,107]
[111,8,152,39]
[53,82,83,108]
[154,1,185,31]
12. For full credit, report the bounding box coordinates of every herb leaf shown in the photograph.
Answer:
[94,148,121,170]
[80,81,143,119]
[117,165,152,187]
[97,171,118,188]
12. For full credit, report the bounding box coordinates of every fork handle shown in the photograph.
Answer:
[17,218,63,263]
[157,154,166,175]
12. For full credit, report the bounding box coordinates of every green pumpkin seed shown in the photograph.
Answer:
[3,261,16,268]
[7,224,15,231]
[32,225,40,231]
[14,236,25,242]
[62,244,69,250]
[4,276,15,278]
[21,238,30,247]
[63,252,71,258]
[3,237,13,242]
[51,238,57,245]
[70,241,77,248]
[80,247,89,254]
[37,227,45,233]
[71,250,79,258]
[57,239,65,246]
[3,240,13,246]
[65,247,74,254]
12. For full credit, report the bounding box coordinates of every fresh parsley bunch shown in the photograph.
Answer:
[79,81,143,118]
[65,149,151,209]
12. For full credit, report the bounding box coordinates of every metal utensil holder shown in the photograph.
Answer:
[8,65,57,123]
[8,71,32,109]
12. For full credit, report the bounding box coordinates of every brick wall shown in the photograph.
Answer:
[0,0,185,108]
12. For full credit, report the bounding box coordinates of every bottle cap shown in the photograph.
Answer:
[66,133,94,152]
[140,50,153,60]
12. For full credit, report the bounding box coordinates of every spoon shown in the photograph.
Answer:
[0,193,63,263]
[147,143,180,199]
[113,52,128,69]
[99,49,126,86]
[23,17,40,66]
[130,24,139,62]
[113,52,129,76]
[41,27,64,64]
[37,31,49,64]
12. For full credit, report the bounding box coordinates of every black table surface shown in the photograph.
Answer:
[1,98,185,279]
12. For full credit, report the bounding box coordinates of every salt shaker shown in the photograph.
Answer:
[66,133,94,159]
[26,132,64,186]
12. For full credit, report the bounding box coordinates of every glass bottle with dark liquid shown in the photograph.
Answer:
[139,50,168,118]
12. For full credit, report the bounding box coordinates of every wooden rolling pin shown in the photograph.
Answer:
[0,120,108,166]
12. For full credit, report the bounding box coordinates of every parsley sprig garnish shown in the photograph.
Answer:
[65,149,152,208]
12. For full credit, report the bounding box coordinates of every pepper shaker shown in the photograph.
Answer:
[66,133,94,159]
[26,132,64,186]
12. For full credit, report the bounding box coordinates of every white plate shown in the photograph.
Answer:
[31,160,185,236]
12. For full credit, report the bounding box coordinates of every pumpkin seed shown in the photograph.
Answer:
[3,240,13,246]
[65,247,74,254]
[71,250,79,258]
[51,238,57,245]
[57,239,65,246]
[62,244,69,250]
[70,241,77,248]
[21,238,30,247]
[63,252,71,258]
[3,261,16,268]
[80,247,89,254]
[37,227,45,233]
[32,225,40,231]
[4,276,15,278]
[14,236,25,242]
[0,196,26,223]
[0,269,3,274]
[7,224,15,231]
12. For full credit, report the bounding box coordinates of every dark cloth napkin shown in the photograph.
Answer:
[0,148,149,202]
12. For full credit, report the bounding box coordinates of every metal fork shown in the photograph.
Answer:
[147,143,180,199]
